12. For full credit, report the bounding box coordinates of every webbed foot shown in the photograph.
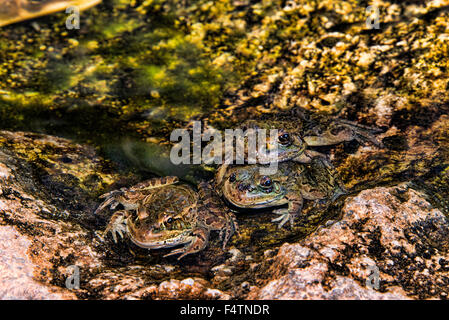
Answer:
[104,210,128,243]
[272,208,295,229]
[163,228,209,260]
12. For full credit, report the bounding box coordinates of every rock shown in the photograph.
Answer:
[0,131,109,299]
[118,278,230,300]
[106,278,230,300]
[211,264,234,277]
[227,248,244,264]
[0,225,76,299]
[249,184,449,299]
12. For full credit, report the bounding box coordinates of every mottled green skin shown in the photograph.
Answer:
[217,160,346,228]
[235,116,382,163]
[212,115,383,189]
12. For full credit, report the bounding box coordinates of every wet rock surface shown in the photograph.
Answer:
[248,185,449,300]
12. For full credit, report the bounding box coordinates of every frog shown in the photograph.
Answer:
[211,109,383,186]
[216,159,346,228]
[0,0,101,27]
[95,176,238,260]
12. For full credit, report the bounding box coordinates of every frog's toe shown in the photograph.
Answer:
[163,242,197,260]
[164,228,209,260]
[272,209,293,229]
[105,212,127,243]
[109,227,124,243]
[163,247,191,260]
[115,226,125,239]
[111,231,118,243]
[94,197,116,214]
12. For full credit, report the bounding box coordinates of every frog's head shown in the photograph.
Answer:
[221,166,287,209]
[264,127,306,163]
[128,211,194,249]
[241,120,306,163]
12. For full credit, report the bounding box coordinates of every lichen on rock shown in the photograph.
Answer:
[249,185,449,300]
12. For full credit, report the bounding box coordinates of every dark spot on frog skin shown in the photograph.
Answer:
[238,183,250,191]
[382,135,408,151]
[59,156,73,163]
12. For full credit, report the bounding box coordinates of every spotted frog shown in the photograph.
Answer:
[95,177,238,260]
[216,159,346,228]
[213,112,383,185]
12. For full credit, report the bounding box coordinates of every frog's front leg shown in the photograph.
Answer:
[272,193,303,228]
[163,227,209,260]
[104,210,128,243]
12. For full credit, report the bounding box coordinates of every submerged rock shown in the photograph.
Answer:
[249,185,449,300]
[0,225,76,299]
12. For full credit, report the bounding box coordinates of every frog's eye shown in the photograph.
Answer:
[166,217,173,224]
[229,173,236,182]
[278,133,291,146]
[259,176,273,188]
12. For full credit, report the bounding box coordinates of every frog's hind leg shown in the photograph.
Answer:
[197,181,239,249]
[272,194,303,229]
[293,150,330,165]
[304,119,384,148]
[218,213,239,250]
[338,120,384,147]
[163,227,209,260]
[326,119,383,148]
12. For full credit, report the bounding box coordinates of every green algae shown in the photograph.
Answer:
[0,0,240,148]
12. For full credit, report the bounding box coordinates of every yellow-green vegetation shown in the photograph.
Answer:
[2,0,449,135]
[0,0,240,143]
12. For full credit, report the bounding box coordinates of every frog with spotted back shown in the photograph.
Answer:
[216,159,346,228]
[95,177,238,260]
[213,110,383,185]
